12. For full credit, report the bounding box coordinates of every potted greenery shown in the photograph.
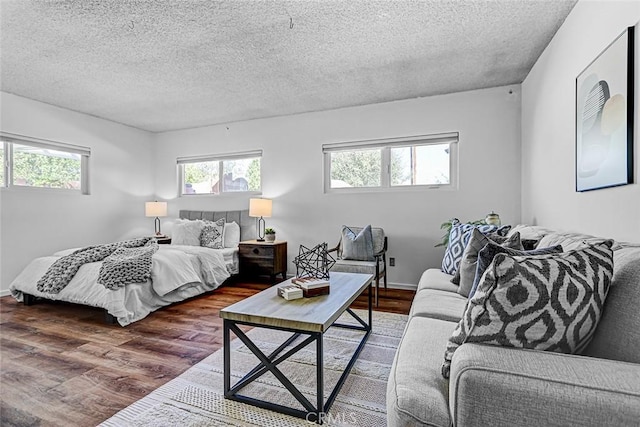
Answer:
[264,227,276,242]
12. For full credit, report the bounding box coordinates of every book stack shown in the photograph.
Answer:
[291,277,330,297]
[277,284,303,300]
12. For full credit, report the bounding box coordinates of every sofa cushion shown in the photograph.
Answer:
[449,343,640,427]
[537,230,619,252]
[441,220,510,275]
[455,230,523,297]
[506,224,555,241]
[331,259,378,275]
[387,316,456,427]
[409,289,467,322]
[442,241,614,378]
[417,269,458,293]
[585,244,640,363]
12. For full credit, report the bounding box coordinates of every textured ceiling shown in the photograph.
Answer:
[0,0,577,132]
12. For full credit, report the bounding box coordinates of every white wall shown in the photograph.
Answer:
[0,92,155,294]
[154,85,522,287]
[521,0,640,241]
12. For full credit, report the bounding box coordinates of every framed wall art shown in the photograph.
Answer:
[576,26,634,192]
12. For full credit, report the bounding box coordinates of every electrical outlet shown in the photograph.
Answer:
[389,257,395,267]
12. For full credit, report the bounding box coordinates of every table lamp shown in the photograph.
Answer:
[145,201,168,236]
[249,198,272,241]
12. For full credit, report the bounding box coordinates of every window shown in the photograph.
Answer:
[178,150,262,195]
[0,132,90,193]
[323,132,458,192]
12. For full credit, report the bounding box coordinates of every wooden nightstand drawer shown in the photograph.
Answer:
[239,245,274,258]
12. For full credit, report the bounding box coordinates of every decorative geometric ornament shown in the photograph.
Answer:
[292,242,335,280]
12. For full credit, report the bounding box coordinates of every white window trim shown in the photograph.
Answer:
[177,149,263,197]
[322,132,459,193]
[0,131,90,194]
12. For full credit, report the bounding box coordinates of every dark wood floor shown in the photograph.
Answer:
[0,280,414,427]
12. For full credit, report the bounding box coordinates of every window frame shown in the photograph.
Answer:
[0,131,90,194]
[322,132,459,193]
[177,150,263,197]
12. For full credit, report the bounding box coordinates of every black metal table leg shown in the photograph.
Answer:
[316,332,324,423]
[223,319,230,396]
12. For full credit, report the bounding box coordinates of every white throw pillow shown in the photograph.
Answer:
[171,219,204,246]
[224,221,241,248]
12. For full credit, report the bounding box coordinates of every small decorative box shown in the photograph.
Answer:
[299,285,330,298]
[292,277,331,297]
[277,284,303,300]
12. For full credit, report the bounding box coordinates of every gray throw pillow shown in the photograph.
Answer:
[341,225,374,261]
[469,241,564,299]
[453,230,523,296]
[442,240,614,379]
[200,218,226,249]
[451,229,523,286]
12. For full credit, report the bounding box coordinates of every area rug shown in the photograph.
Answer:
[101,309,408,426]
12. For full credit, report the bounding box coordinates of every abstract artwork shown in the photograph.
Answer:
[576,26,634,192]
[292,242,335,280]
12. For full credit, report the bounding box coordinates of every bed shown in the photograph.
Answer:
[9,210,255,326]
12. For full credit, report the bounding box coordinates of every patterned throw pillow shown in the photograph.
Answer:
[454,230,523,297]
[469,242,564,299]
[441,240,614,379]
[341,225,375,261]
[200,218,226,249]
[441,220,511,275]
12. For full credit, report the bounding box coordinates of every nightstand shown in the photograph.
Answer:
[155,236,172,244]
[238,240,287,283]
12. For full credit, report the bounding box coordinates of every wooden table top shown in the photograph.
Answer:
[220,272,373,333]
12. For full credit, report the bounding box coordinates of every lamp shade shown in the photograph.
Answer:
[145,201,167,217]
[249,198,272,218]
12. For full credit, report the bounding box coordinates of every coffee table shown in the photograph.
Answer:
[220,272,373,423]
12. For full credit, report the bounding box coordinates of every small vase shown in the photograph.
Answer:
[265,234,276,242]
[485,212,501,226]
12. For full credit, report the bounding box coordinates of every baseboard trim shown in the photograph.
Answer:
[0,289,11,298]
[383,282,418,291]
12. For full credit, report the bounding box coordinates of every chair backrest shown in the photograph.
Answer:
[340,226,386,255]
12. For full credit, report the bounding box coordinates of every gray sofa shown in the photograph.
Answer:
[386,225,640,426]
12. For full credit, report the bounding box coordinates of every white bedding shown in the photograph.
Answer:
[9,245,234,326]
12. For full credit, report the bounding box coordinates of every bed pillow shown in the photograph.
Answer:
[441,220,511,275]
[223,221,241,248]
[469,242,564,299]
[454,230,523,297]
[341,225,374,261]
[200,218,226,249]
[442,240,614,378]
[171,219,205,246]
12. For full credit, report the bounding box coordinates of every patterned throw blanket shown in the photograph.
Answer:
[37,237,159,293]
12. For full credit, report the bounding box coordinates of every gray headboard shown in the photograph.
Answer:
[179,210,256,242]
